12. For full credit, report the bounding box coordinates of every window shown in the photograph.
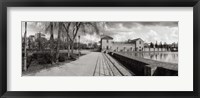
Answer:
[106,46,109,50]
[139,41,141,44]
[107,40,109,43]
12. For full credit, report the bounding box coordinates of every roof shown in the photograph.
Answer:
[144,43,149,46]
[29,35,35,38]
[101,35,113,40]
[128,38,144,43]
[113,42,126,44]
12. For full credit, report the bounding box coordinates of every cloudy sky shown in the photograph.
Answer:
[22,22,178,44]
[102,22,178,44]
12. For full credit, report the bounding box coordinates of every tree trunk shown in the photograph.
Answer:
[28,39,31,49]
[38,33,42,51]
[71,41,74,54]
[67,34,70,58]
[56,22,62,63]
[49,22,54,64]
[23,22,27,71]
[71,23,81,55]
[67,43,70,58]
[63,23,71,58]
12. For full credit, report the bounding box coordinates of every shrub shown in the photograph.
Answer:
[69,54,78,60]
[58,53,68,62]
[23,51,79,67]
[56,53,79,62]
[31,52,52,64]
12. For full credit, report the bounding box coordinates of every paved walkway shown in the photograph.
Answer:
[31,52,133,76]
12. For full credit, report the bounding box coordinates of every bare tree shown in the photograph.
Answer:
[63,22,100,56]
[63,22,72,58]
[71,22,81,54]
[55,22,63,63]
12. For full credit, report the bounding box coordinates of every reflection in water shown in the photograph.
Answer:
[121,52,178,64]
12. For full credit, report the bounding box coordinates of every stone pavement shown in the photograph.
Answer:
[31,52,133,76]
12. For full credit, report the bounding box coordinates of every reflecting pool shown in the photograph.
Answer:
[120,52,178,64]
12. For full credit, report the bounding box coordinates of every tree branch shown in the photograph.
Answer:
[63,23,73,42]
[73,22,81,40]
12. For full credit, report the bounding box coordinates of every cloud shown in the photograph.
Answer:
[22,21,178,44]
[81,22,178,44]
[136,22,178,27]
[149,30,158,36]
[80,33,100,44]
[105,22,178,30]
[113,31,136,42]
[170,27,178,37]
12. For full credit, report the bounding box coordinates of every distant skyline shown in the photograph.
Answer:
[22,22,178,44]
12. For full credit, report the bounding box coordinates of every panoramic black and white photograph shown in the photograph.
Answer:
[22,22,178,76]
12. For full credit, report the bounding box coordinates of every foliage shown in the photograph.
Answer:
[150,42,154,48]
[22,51,78,67]
[31,52,52,64]
[23,22,102,71]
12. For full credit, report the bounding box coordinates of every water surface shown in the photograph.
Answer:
[120,52,178,64]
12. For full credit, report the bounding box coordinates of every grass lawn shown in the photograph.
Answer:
[22,60,74,76]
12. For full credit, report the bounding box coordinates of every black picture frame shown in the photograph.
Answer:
[0,0,199,98]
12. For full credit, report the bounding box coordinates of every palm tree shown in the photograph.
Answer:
[43,22,56,64]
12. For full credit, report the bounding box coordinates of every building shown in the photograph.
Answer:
[35,32,45,39]
[127,38,144,51]
[101,35,113,51]
[170,42,178,52]
[100,35,144,52]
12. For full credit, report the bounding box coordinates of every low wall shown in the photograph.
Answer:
[108,52,178,76]
[143,48,168,52]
